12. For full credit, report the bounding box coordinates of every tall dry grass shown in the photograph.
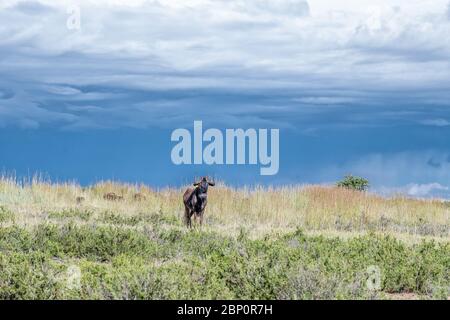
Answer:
[0,175,448,241]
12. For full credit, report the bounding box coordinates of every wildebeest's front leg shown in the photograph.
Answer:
[193,212,198,226]
[199,211,204,226]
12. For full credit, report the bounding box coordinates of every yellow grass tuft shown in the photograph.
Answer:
[0,175,448,242]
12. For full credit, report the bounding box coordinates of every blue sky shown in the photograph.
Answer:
[0,0,450,198]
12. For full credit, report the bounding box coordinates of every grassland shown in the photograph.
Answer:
[0,176,448,299]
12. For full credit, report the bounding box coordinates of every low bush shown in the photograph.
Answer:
[0,223,448,299]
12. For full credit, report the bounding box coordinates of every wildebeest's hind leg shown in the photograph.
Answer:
[184,207,192,228]
[198,211,204,226]
[193,212,198,227]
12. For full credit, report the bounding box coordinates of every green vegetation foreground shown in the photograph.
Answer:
[0,177,448,299]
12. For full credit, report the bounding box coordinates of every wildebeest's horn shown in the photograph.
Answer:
[207,177,215,186]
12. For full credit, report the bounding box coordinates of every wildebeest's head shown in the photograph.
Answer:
[193,176,215,193]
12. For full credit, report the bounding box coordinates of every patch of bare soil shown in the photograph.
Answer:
[384,292,420,300]
[385,292,450,300]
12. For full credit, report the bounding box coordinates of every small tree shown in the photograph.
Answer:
[336,175,369,191]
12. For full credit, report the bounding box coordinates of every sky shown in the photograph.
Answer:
[0,0,450,198]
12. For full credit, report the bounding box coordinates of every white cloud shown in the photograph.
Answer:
[421,118,450,126]
[448,1,450,19]
[0,0,449,129]
[44,85,82,95]
[279,147,450,199]
[317,151,450,199]
[377,182,450,199]
[406,182,448,197]
[232,0,310,16]
[293,96,357,105]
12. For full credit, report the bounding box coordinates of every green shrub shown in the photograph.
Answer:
[337,175,369,191]
[0,252,64,299]
[0,223,448,299]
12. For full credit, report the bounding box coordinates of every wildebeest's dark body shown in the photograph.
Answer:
[183,177,215,228]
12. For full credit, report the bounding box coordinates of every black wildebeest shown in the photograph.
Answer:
[183,177,215,228]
